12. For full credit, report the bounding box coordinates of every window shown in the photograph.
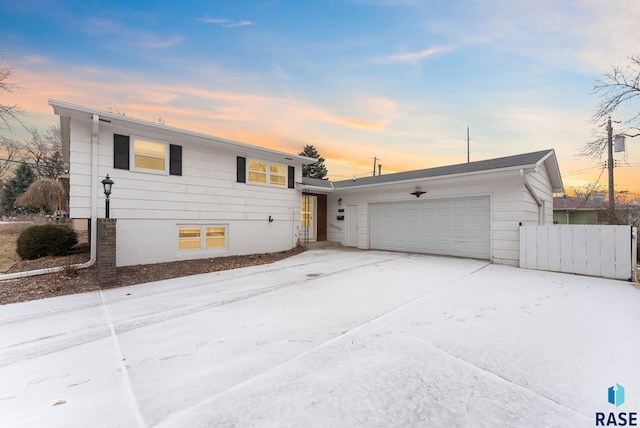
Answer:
[114,134,182,175]
[237,157,295,188]
[178,225,227,250]
[248,160,267,183]
[270,164,286,186]
[178,227,201,250]
[205,227,226,248]
[247,159,287,186]
[133,138,167,172]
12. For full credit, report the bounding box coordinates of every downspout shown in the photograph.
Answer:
[520,168,544,225]
[0,115,99,280]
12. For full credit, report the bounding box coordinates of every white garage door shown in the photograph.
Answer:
[370,196,491,259]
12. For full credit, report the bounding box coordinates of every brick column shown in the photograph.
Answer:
[97,218,117,287]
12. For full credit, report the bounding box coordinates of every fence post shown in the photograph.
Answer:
[632,227,638,283]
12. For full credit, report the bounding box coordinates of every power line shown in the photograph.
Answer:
[562,166,602,177]
[574,165,607,210]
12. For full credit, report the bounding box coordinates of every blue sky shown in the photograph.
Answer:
[1,0,639,193]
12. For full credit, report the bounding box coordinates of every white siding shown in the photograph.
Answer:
[330,168,554,266]
[117,217,300,266]
[68,120,94,217]
[66,117,304,266]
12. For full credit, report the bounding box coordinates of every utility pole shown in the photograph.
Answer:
[607,116,614,217]
[372,156,378,177]
[467,126,470,163]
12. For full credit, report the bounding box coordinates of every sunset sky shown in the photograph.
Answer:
[1,0,639,194]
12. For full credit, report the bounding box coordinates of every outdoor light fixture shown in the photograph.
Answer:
[410,186,426,198]
[338,198,342,205]
[101,174,114,218]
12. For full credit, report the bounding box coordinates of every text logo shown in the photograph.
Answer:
[596,383,637,426]
[609,384,626,408]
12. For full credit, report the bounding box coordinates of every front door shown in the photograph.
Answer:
[346,205,358,247]
[301,196,317,241]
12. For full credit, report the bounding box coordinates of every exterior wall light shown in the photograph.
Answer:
[101,174,114,218]
[410,186,426,198]
[338,198,342,205]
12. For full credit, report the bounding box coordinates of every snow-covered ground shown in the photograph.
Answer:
[0,249,638,427]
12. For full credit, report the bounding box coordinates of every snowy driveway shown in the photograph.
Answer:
[0,249,639,427]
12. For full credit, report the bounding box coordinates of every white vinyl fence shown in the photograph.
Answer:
[519,225,637,281]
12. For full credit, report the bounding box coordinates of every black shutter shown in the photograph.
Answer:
[113,134,130,170]
[237,157,246,183]
[288,166,295,189]
[169,144,182,176]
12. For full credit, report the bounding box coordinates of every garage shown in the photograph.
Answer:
[369,196,491,259]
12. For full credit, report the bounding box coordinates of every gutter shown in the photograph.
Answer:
[0,115,99,281]
[520,168,545,225]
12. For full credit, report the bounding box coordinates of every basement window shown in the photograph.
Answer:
[178,225,227,251]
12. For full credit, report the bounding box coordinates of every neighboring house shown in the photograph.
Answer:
[51,100,314,267]
[553,196,607,224]
[303,150,563,267]
[52,100,563,269]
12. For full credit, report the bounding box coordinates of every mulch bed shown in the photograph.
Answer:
[0,247,305,305]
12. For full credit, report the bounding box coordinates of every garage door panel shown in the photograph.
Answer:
[370,196,490,259]
[453,229,468,239]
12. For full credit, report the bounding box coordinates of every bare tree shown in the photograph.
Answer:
[582,54,640,159]
[567,182,606,199]
[0,136,23,181]
[25,124,65,178]
[0,58,23,130]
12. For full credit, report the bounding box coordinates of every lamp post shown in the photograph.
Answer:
[101,175,114,218]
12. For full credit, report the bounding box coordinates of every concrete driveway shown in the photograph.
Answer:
[0,249,639,427]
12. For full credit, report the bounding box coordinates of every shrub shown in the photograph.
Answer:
[16,224,79,260]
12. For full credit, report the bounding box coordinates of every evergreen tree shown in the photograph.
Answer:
[2,163,36,215]
[299,145,328,180]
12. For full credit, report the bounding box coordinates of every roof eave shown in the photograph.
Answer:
[335,163,539,191]
[537,149,564,193]
[301,185,334,193]
[49,99,314,164]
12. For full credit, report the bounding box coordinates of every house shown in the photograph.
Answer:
[303,150,563,267]
[553,195,607,224]
[50,100,315,267]
[52,100,563,269]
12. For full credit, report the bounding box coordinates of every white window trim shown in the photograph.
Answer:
[131,135,170,175]
[177,224,229,252]
[247,158,288,187]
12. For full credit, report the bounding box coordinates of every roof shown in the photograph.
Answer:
[49,99,316,165]
[333,149,564,192]
[301,177,333,190]
[553,196,607,211]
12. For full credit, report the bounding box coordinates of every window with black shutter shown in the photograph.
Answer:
[114,134,130,170]
[170,144,182,176]
[237,157,246,183]
[114,134,182,175]
[288,166,295,189]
